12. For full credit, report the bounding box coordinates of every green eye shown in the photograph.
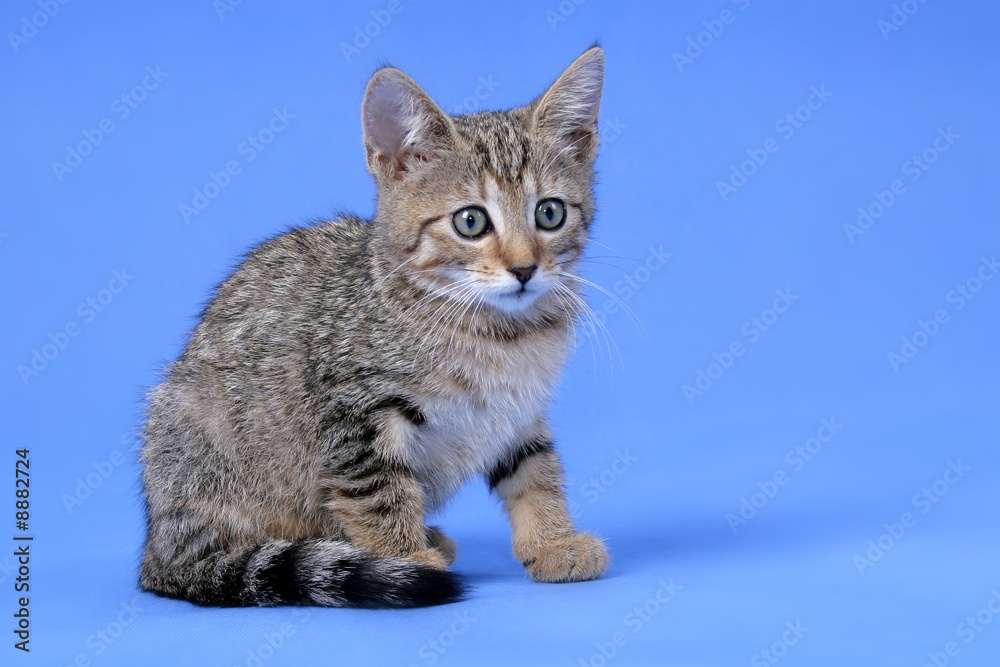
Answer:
[535,198,566,230]
[452,206,490,238]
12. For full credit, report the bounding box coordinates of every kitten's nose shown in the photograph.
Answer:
[508,265,538,286]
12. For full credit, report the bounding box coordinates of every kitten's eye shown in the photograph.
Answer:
[452,206,490,238]
[535,198,566,230]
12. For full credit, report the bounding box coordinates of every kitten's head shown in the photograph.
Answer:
[362,47,604,322]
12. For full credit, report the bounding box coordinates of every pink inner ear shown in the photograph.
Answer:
[366,82,412,160]
[364,72,452,180]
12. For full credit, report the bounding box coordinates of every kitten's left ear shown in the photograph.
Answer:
[532,46,604,160]
[362,67,454,182]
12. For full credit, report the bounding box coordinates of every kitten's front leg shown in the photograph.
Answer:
[327,447,448,570]
[488,436,609,583]
[426,525,457,566]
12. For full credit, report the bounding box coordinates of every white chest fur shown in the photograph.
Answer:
[396,332,567,511]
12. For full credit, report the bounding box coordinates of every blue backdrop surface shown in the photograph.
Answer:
[2,1,998,665]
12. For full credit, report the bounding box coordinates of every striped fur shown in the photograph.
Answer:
[140,47,608,608]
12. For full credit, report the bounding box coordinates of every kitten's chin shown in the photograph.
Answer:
[482,287,550,318]
[486,290,543,315]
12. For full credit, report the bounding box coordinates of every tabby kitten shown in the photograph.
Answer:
[140,47,608,607]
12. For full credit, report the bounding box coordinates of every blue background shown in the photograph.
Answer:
[2,0,998,665]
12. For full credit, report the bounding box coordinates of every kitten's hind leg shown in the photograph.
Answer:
[140,509,463,607]
[487,436,609,583]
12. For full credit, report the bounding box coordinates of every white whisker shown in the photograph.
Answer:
[558,271,646,338]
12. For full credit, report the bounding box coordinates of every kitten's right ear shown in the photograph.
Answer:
[532,46,604,160]
[362,68,454,182]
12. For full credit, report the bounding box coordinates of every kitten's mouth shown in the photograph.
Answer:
[480,284,545,314]
[506,285,543,300]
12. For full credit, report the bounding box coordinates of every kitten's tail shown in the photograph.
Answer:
[140,538,466,608]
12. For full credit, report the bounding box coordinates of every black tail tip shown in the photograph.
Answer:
[400,566,468,608]
[342,560,469,609]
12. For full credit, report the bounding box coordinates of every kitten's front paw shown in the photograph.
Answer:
[407,548,451,571]
[426,525,457,566]
[526,532,608,583]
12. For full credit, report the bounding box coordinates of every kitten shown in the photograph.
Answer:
[140,47,608,608]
